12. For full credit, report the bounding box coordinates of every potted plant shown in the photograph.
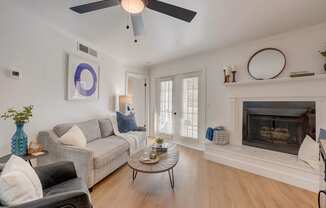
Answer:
[155,138,164,146]
[320,50,326,72]
[1,105,33,156]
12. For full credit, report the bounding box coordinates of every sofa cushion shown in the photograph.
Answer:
[54,119,101,143]
[98,119,114,138]
[87,136,129,169]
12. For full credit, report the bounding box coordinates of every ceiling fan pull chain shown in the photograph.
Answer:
[126,14,130,30]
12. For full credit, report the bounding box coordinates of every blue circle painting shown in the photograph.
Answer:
[74,63,97,97]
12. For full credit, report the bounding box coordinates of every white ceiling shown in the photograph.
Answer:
[11,0,326,66]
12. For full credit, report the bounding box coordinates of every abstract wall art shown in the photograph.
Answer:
[67,54,100,100]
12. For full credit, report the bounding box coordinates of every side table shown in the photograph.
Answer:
[0,150,49,167]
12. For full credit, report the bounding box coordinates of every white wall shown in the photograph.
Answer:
[149,23,326,138]
[0,3,146,155]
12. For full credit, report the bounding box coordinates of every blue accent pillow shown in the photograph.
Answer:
[116,112,138,133]
[319,128,326,140]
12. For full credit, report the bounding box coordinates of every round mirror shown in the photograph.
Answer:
[247,48,286,80]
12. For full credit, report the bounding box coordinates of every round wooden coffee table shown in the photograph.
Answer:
[128,144,179,189]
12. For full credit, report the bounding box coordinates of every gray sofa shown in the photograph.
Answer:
[37,118,145,188]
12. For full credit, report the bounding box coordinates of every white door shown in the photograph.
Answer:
[156,72,203,142]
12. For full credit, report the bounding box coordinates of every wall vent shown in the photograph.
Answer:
[77,42,98,58]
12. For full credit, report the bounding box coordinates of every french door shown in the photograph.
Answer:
[157,78,174,136]
[157,72,203,142]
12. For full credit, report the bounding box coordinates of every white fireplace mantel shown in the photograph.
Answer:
[204,80,326,192]
[224,74,326,87]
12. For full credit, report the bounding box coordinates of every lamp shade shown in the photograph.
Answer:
[119,95,133,113]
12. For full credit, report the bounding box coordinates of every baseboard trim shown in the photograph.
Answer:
[172,140,204,151]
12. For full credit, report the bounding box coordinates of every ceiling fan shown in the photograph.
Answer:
[70,0,197,42]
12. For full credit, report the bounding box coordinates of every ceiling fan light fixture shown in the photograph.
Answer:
[121,0,145,14]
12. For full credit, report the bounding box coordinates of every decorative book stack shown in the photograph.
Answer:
[290,71,315,78]
[152,143,169,153]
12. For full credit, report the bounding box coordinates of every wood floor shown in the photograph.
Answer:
[91,146,317,208]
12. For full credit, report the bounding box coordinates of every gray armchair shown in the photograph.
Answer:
[0,161,92,208]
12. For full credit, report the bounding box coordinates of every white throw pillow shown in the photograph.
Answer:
[59,125,87,148]
[2,155,43,199]
[0,171,37,206]
[298,135,319,170]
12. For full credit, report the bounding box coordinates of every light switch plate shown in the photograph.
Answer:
[9,67,22,80]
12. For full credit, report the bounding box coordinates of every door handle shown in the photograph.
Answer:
[173,112,177,115]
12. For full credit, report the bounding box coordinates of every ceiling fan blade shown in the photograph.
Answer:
[70,0,119,14]
[146,0,197,23]
[131,14,144,37]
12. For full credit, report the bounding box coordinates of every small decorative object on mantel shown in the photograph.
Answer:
[223,65,238,83]
[231,70,237,83]
[1,105,33,156]
[223,65,232,83]
[319,50,326,72]
[289,71,315,78]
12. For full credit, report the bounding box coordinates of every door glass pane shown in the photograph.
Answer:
[181,77,199,139]
[159,80,173,134]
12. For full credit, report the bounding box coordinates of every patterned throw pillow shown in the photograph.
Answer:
[319,128,326,140]
[116,112,138,133]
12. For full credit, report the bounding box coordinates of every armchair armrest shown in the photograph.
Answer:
[11,191,92,208]
[35,161,77,190]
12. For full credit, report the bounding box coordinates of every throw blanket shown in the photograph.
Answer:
[109,116,145,155]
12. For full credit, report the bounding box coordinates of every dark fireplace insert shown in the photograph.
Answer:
[243,101,315,155]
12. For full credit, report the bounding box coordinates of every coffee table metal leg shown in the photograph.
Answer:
[168,168,175,189]
[28,160,33,167]
[132,170,138,181]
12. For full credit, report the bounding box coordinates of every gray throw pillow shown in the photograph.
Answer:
[53,123,73,137]
[98,119,114,138]
[53,119,101,143]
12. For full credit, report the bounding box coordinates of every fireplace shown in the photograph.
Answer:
[242,101,316,155]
